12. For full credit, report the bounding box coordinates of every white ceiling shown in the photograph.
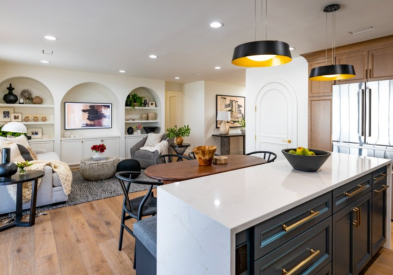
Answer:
[1,0,393,86]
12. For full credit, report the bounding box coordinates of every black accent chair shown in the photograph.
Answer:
[188,152,220,159]
[246,151,277,163]
[156,154,191,164]
[116,159,141,172]
[115,171,163,269]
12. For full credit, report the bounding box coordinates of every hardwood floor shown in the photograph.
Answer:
[0,189,391,275]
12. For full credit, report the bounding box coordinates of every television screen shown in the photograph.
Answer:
[64,102,112,130]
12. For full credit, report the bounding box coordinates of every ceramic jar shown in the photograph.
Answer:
[141,114,148,120]
[24,115,30,122]
[32,96,43,104]
[33,115,39,122]
[41,115,47,122]
[148,112,156,120]
[3,84,18,104]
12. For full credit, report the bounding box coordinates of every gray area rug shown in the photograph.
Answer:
[35,169,154,212]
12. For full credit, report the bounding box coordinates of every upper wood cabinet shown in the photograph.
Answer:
[368,46,393,81]
[309,60,333,96]
[336,51,368,84]
[309,96,332,151]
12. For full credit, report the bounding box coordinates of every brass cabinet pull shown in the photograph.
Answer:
[374,173,387,182]
[282,249,320,275]
[282,210,320,232]
[374,185,389,194]
[352,207,359,227]
[344,184,367,197]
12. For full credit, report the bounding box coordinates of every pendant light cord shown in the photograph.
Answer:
[325,13,328,64]
[265,0,268,40]
[254,0,257,41]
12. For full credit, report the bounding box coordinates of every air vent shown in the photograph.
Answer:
[42,50,53,55]
[349,26,374,35]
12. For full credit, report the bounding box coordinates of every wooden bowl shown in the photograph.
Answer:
[193,146,217,166]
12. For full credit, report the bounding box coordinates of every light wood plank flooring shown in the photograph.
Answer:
[0,189,392,275]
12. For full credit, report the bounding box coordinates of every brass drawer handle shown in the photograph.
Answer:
[374,185,389,194]
[282,210,320,232]
[344,184,367,198]
[352,207,361,227]
[374,173,387,182]
[282,249,320,275]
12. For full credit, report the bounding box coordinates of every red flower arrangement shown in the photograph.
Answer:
[91,144,106,153]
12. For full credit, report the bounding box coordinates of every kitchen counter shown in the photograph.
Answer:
[157,153,392,275]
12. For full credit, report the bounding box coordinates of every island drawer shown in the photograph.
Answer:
[333,173,372,213]
[316,263,332,275]
[253,193,332,260]
[373,166,388,189]
[253,218,332,275]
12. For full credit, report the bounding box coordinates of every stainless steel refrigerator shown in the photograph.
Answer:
[332,80,393,218]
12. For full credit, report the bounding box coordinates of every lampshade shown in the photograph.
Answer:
[309,64,356,81]
[217,111,231,121]
[2,122,27,133]
[232,40,292,67]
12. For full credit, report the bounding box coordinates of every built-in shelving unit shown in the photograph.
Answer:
[125,106,158,110]
[0,104,54,108]
[23,122,55,125]
[125,120,158,123]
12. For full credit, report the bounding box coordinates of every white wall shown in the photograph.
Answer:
[0,63,165,158]
[245,57,308,153]
[204,81,245,155]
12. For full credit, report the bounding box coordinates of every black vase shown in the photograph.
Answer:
[3,84,18,104]
[127,127,134,135]
[0,148,17,180]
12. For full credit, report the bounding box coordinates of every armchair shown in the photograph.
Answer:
[130,134,173,168]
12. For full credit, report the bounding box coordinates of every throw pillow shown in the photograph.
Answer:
[0,140,35,162]
[6,135,30,148]
[144,133,164,147]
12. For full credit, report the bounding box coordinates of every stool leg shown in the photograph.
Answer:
[133,245,136,269]
[118,209,126,251]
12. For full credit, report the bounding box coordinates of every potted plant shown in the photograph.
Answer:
[15,160,32,175]
[239,117,246,134]
[126,93,144,109]
[166,125,191,145]
[134,124,143,135]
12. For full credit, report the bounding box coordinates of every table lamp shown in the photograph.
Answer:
[2,122,27,134]
[217,111,231,135]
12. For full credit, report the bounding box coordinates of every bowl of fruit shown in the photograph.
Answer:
[282,147,331,172]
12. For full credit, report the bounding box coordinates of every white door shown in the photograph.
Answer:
[256,82,297,160]
[165,91,180,129]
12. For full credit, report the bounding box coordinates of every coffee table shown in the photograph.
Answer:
[79,157,120,180]
[0,171,45,231]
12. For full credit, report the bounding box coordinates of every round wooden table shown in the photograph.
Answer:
[0,171,45,231]
[145,155,266,184]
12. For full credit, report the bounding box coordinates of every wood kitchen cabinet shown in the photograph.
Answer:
[309,96,332,151]
[308,59,333,96]
[336,51,368,84]
[368,46,393,81]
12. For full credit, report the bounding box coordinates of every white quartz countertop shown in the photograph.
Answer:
[158,153,391,233]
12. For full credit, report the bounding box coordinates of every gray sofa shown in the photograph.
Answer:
[130,134,173,168]
[0,151,68,215]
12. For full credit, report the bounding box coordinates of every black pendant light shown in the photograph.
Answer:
[309,4,356,81]
[232,0,292,67]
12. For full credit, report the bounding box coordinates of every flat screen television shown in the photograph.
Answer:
[64,102,112,130]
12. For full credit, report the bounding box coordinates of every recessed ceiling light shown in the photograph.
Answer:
[44,35,57,41]
[41,60,50,63]
[149,54,158,59]
[119,70,125,73]
[210,22,224,28]
[175,77,180,80]
[215,66,221,70]
[289,47,296,51]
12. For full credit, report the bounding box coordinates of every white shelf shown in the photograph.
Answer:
[23,122,54,125]
[0,104,54,108]
[125,120,159,123]
[29,139,55,142]
[125,107,158,110]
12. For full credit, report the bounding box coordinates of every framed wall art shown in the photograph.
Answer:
[10,113,22,122]
[64,102,112,130]
[0,107,14,122]
[28,127,43,139]
[216,95,245,128]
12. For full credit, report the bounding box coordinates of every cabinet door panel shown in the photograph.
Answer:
[101,138,119,158]
[371,184,387,256]
[336,51,368,83]
[353,193,372,274]
[309,60,333,96]
[369,46,393,81]
[61,140,83,164]
[29,141,54,152]
[309,97,332,151]
[82,139,100,158]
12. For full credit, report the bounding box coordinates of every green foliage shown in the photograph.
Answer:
[127,93,144,110]
[15,160,33,169]
[0,125,27,138]
[239,117,246,128]
[166,125,191,138]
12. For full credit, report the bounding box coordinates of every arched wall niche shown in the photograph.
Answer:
[61,82,120,137]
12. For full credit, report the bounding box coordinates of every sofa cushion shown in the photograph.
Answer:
[36,152,61,161]
[135,149,156,160]
[52,172,62,187]
[4,135,30,148]
[134,216,157,258]
[0,141,34,162]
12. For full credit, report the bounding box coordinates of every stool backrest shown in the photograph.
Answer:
[246,151,277,163]
[156,154,191,164]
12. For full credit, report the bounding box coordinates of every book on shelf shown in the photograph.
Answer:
[91,156,106,161]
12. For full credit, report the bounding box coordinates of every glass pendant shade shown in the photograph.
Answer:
[232,40,292,67]
[309,64,356,81]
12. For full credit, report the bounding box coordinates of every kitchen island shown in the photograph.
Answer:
[157,153,391,275]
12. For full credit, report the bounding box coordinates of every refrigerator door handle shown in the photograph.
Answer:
[368,88,372,137]
[361,89,365,137]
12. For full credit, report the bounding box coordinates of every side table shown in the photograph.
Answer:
[79,157,120,180]
[0,170,45,231]
[169,143,191,160]
[212,134,246,155]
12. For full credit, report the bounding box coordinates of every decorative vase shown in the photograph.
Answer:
[24,116,30,122]
[137,130,141,135]
[32,96,43,104]
[143,99,148,107]
[133,103,140,107]
[141,114,148,120]
[41,115,47,122]
[3,84,18,104]
[0,148,17,180]
[148,112,156,120]
[19,167,26,175]
[175,136,183,145]
[93,151,102,158]
[193,146,217,166]
[127,127,134,135]
[33,116,39,122]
